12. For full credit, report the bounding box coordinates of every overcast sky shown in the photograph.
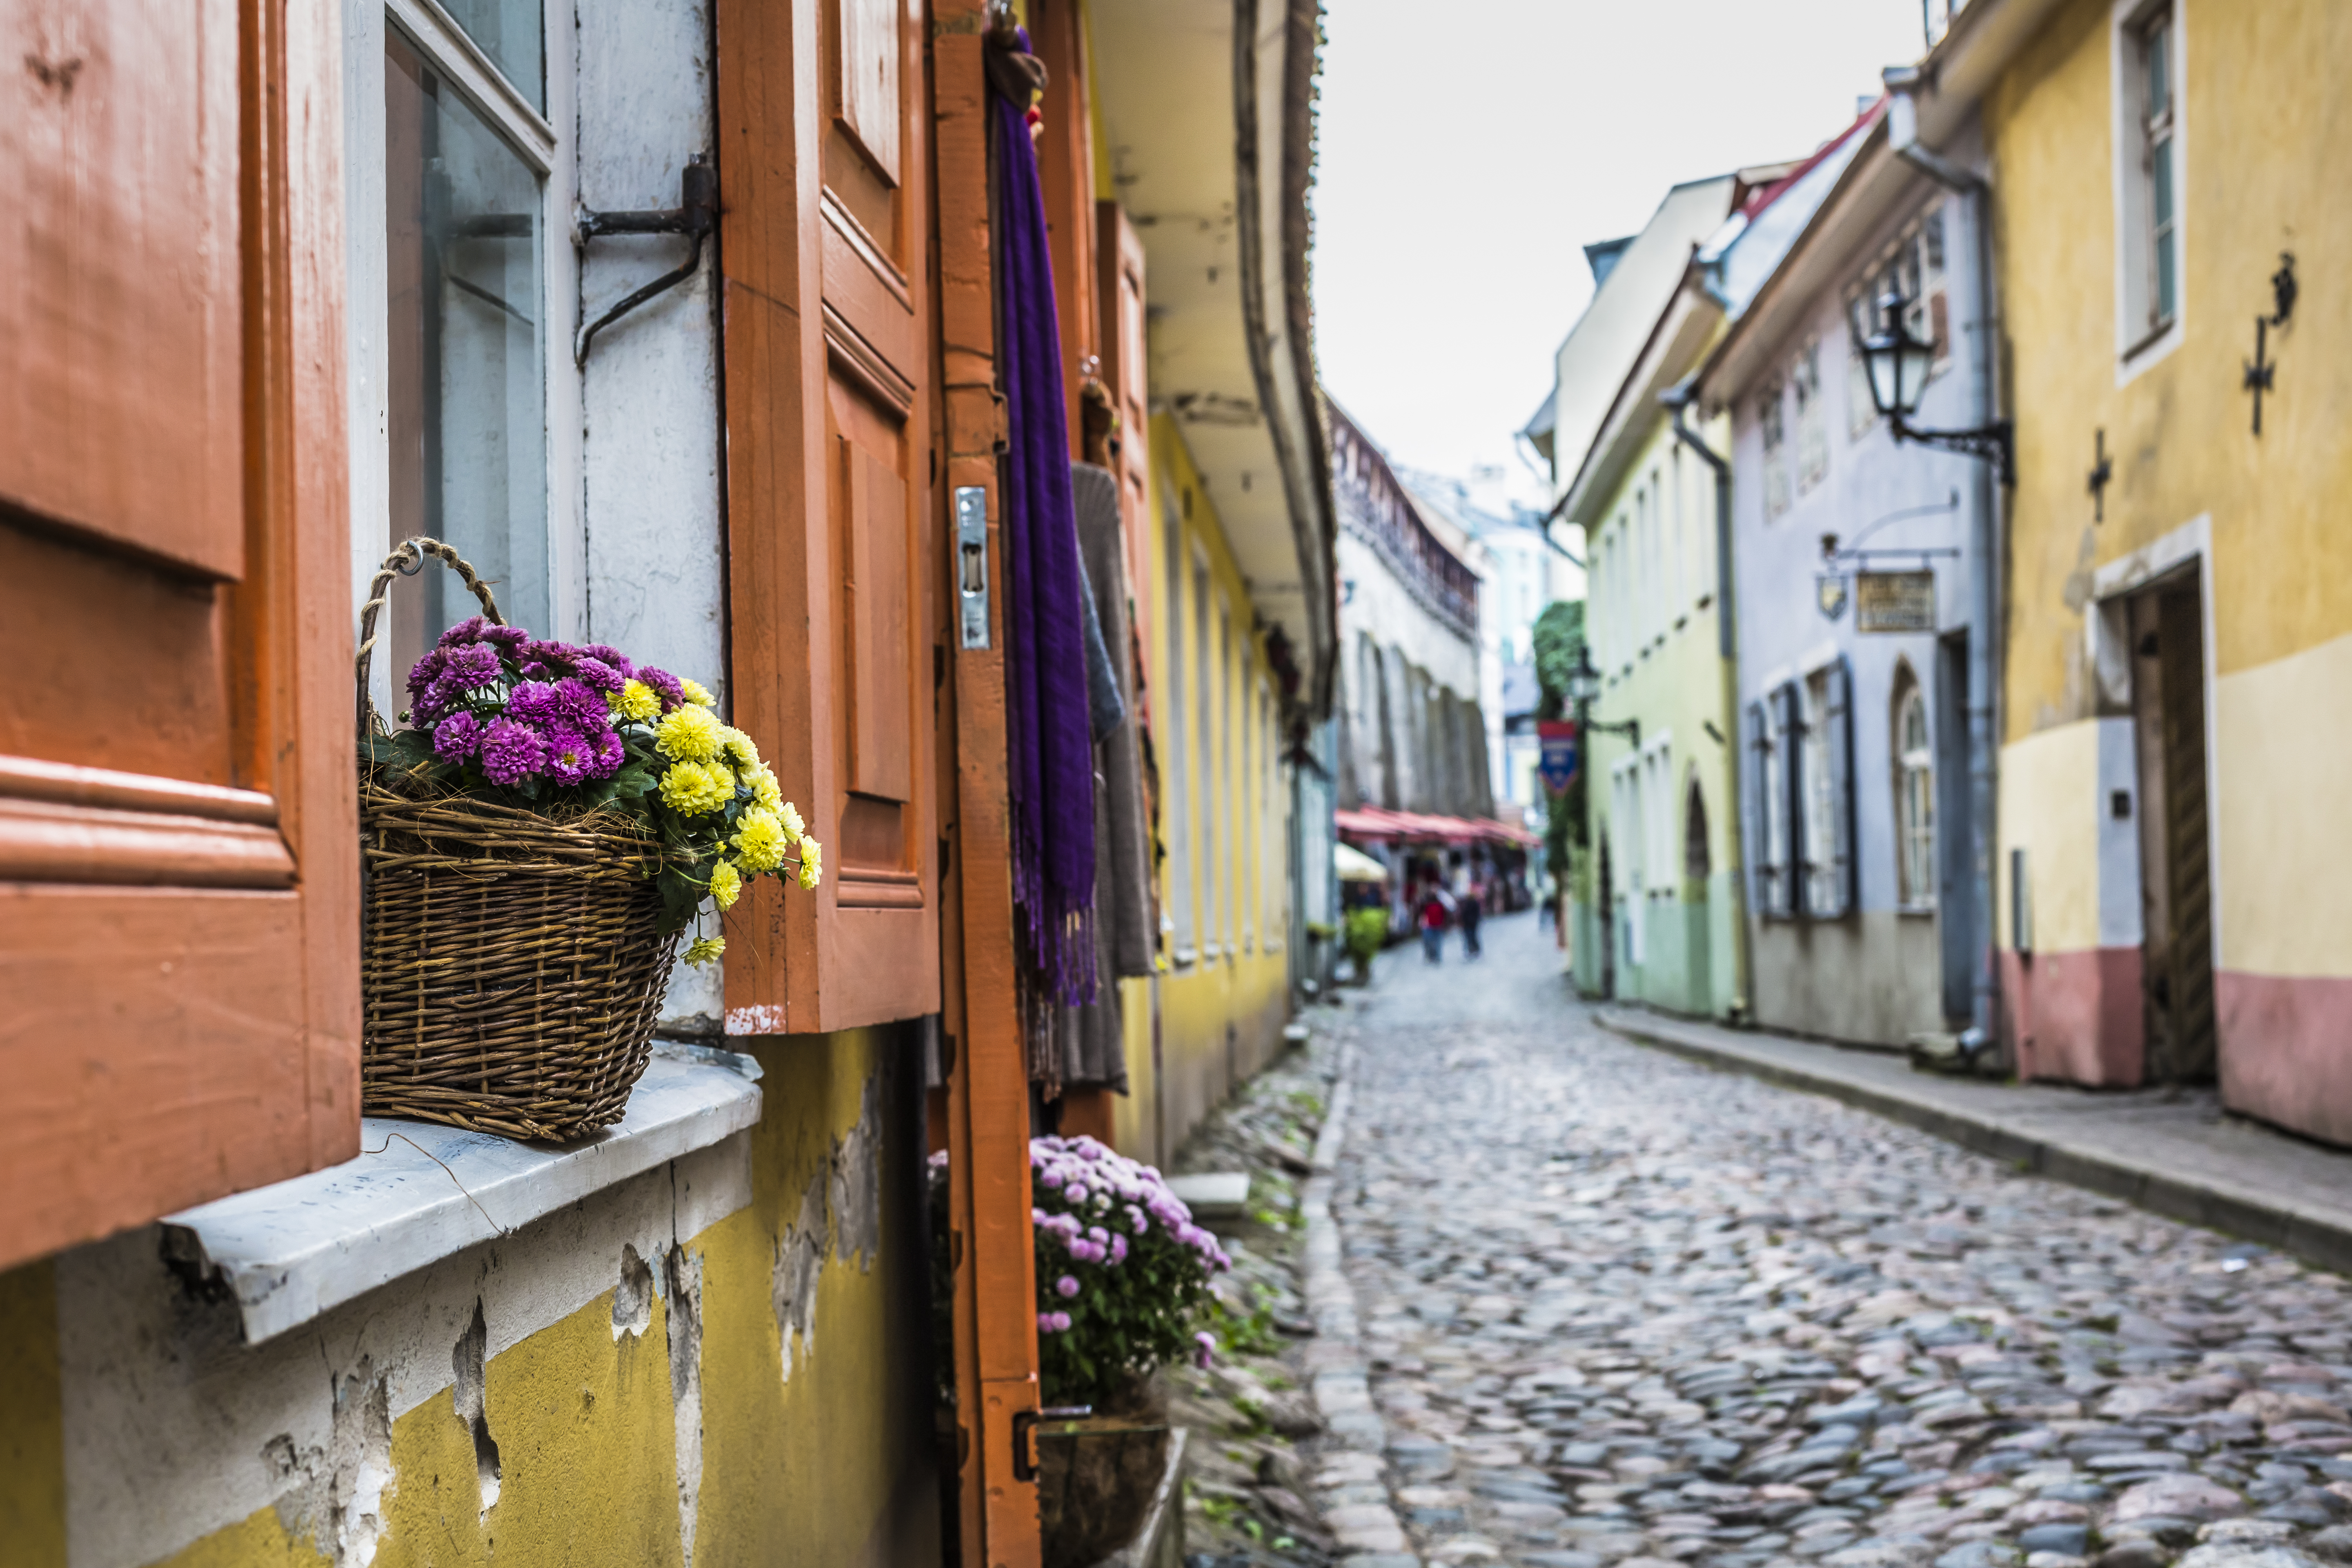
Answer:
[1311,0,1932,510]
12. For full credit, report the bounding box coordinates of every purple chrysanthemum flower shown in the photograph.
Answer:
[1065,1181,1088,1204]
[1036,1312,1059,1334]
[584,728,624,780]
[638,666,687,710]
[552,677,608,728]
[405,647,448,699]
[505,681,564,726]
[432,710,483,762]
[1109,1233,1127,1264]
[437,615,489,648]
[1053,1311,1071,1332]
[1055,1276,1080,1299]
[479,624,529,648]
[543,724,595,786]
[445,642,501,689]
[1039,1167,1064,1189]
[571,657,625,695]
[1194,1330,1216,1369]
[479,718,548,786]
[579,643,635,679]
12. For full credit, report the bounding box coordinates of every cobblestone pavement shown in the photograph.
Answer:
[1315,912,2352,1568]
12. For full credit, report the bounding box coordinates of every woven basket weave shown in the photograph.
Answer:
[357,539,681,1141]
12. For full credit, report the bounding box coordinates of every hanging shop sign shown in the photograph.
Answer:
[1815,571,1849,622]
[1537,719,1579,794]
[1855,569,1937,633]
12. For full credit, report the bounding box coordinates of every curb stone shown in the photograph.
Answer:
[1300,1037,1421,1566]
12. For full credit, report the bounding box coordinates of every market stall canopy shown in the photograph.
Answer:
[1334,842,1390,884]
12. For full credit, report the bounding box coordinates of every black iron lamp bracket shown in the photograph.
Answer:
[1889,414,2014,488]
[573,154,717,368]
[1579,709,1639,750]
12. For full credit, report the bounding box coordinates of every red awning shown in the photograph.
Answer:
[1335,808,1540,849]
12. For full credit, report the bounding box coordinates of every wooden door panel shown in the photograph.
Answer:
[833,0,901,185]
[720,0,937,1032]
[2,0,246,581]
[842,436,913,805]
[0,0,356,1274]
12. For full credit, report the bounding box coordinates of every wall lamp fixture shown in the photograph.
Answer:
[1860,290,2013,486]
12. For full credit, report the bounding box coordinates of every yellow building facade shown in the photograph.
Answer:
[1985,0,2352,1140]
[1113,416,1298,1165]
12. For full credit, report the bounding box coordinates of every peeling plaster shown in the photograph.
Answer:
[772,1068,886,1380]
[452,1301,503,1515]
[613,1243,657,1340]
[772,1165,828,1383]
[830,1073,884,1272]
[263,1356,393,1567]
[664,1245,706,1566]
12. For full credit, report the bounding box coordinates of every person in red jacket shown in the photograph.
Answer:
[1418,887,1449,965]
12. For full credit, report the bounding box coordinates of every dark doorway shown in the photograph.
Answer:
[1935,632,1975,1024]
[2129,572,2216,1083]
[1684,780,1712,1013]
[1597,840,1616,1000]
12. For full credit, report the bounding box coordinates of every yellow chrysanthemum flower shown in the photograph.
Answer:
[682,677,717,708]
[796,837,823,891]
[720,726,762,771]
[747,765,782,813]
[659,760,733,816]
[654,703,724,763]
[732,808,789,873]
[779,800,805,839]
[708,859,743,911]
[683,935,726,968]
[610,679,662,723]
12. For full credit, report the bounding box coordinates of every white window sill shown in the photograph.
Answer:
[161,1049,763,1345]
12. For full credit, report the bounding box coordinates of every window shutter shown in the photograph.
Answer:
[1744,700,1773,915]
[1822,657,1858,919]
[1774,681,1805,919]
[0,0,358,1270]
[718,0,942,1033]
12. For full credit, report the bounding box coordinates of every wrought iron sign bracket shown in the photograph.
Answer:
[573,154,717,368]
[1889,414,2014,488]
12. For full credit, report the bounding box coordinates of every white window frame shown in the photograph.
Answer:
[347,0,584,718]
[1801,672,1838,917]
[1161,484,1195,964]
[2113,0,2186,381]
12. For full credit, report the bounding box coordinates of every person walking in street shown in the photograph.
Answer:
[1458,886,1483,960]
[1418,888,1448,964]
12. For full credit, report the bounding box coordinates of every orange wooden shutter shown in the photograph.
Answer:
[0,0,357,1270]
[1096,202,1151,632]
[717,0,943,1033]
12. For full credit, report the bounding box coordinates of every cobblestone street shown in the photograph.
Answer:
[1314,912,2352,1568]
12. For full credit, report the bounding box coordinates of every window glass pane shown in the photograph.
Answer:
[443,0,544,112]
[2152,138,2176,321]
[2145,20,2169,119]
[386,29,549,675]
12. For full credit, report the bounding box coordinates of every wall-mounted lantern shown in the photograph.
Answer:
[1861,290,2013,485]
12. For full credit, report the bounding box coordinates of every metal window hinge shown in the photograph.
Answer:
[572,154,717,368]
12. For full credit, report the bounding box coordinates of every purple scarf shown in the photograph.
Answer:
[993,41,1097,1004]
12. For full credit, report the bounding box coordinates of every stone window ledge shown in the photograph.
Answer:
[161,1048,763,1346]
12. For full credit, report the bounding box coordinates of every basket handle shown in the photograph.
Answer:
[356,537,506,741]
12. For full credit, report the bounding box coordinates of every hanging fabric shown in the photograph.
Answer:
[988,26,1098,1009]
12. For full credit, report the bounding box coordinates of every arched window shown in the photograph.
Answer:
[1894,673,1935,909]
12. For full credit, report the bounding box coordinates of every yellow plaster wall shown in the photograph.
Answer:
[1,1025,936,1568]
[2213,629,2352,978]
[1990,0,2352,741]
[0,1259,66,1567]
[1139,414,1296,1164]
[1995,720,2103,955]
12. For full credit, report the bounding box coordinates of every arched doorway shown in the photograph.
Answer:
[1684,777,1713,1015]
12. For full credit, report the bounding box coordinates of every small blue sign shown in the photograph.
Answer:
[1537,720,1579,794]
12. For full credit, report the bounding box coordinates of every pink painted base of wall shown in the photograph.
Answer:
[2217,971,2352,1148]
[2000,946,2145,1088]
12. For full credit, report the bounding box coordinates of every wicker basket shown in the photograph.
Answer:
[356,539,682,1141]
